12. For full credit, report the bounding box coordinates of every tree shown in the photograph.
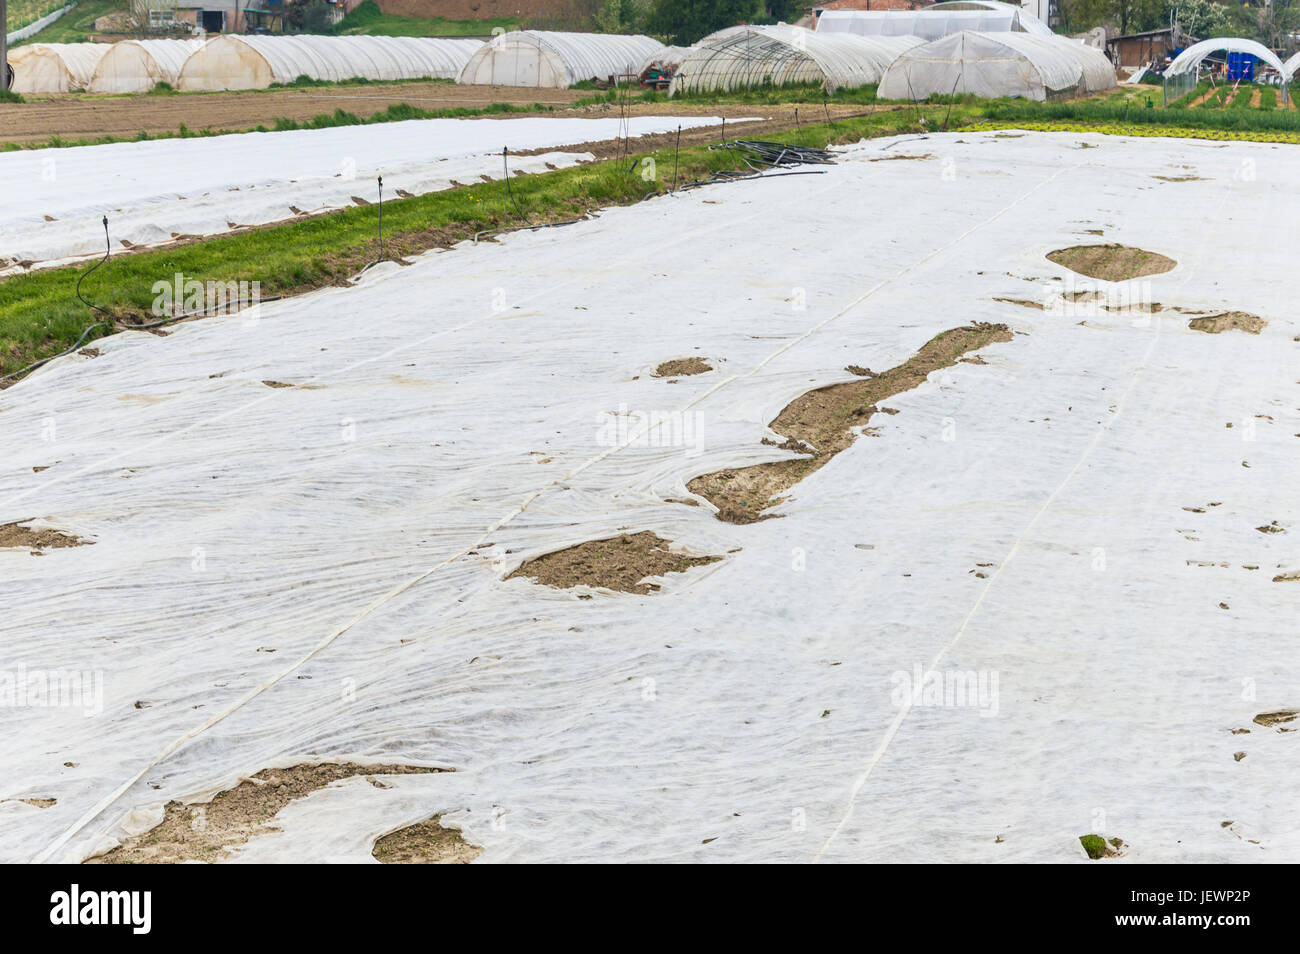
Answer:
[595,0,646,34]
[645,0,765,45]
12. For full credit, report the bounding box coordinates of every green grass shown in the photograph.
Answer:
[575,83,881,108]
[332,1,515,37]
[5,0,72,32]
[0,108,955,380]
[14,0,124,44]
[1260,87,1277,110]
[981,97,1300,133]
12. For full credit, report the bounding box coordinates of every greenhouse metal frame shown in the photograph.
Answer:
[455,31,663,88]
[1162,38,1290,107]
[670,25,923,95]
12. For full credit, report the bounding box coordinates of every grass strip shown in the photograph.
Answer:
[0,108,950,382]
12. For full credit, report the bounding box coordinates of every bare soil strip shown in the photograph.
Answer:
[1047,244,1176,281]
[506,531,721,594]
[372,817,482,864]
[0,519,91,551]
[1253,709,1298,728]
[654,357,712,377]
[87,762,444,864]
[687,323,1013,524]
[1188,312,1265,334]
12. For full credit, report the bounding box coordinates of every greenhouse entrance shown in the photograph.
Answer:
[201,10,225,33]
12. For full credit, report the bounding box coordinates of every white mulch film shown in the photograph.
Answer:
[0,115,742,272]
[2,130,1298,864]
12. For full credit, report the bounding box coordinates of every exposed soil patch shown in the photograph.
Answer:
[993,297,1045,310]
[2,796,56,808]
[372,816,482,864]
[1047,244,1176,281]
[0,520,92,551]
[1152,175,1207,182]
[687,323,1012,523]
[87,762,444,864]
[1253,709,1298,728]
[654,357,712,377]
[505,531,720,594]
[868,153,934,161]
[1188,312,1265,335]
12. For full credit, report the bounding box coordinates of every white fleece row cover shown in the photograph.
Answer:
[0,114,739,271]
[2,131,1297,864]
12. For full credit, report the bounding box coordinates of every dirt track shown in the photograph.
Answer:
[0,81,878,146]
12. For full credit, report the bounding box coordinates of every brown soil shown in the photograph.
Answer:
[1253,709,1298,728]
[1046,244,1176,281]
[87,762,444,864]
[0,83,585,146]
[1152,175,1207,182]
[0,82,881,147]
[993,297,1045,310]
[0,519,91,550]
[687,323,1013,524]
[3,797,56,808]
[654,356,712,377]
[372,816,482,864]
[867,153,934,161]
[505,531,721,594]
[1188,87,1216,108]
[1188,312,1265,334]
[1256,521,1285,534]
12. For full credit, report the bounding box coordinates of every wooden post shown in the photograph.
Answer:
[2,0,9,91]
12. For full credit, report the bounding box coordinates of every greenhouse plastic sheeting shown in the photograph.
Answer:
[879,31,1114,101]
[7,42,112,93]
[176,34,484,91]
[0,115,741,270]
[456,30,663,87]
[4,130,1297,864]
[88,39,207,94]
[817,7,1048,40]
[671,25,923,94]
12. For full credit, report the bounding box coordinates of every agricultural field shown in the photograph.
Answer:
[332,1,518,37]
[2,122,1297,870]
[1,16,1297,906]
[9,0,122,44]
[4,0,71,33]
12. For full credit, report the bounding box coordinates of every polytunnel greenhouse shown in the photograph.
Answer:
[88,39,207,94]
[1163,38,1290,105]
[176,34,484,92]
[455,31,664,87]
[878,31,1115,102]
[816,0,1053,40]
[7,42,111,94]
[669,25,923,95]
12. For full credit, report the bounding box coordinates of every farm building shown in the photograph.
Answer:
[6,42,111,94]
[878,31,1115,101]
[817,0,1053,39]
[175,34,482,91]
[455,31,663,88]
[87,39,206,94]
[670,25,923,95]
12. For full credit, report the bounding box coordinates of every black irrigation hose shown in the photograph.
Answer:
[502,146,528,224]
[4,216,119,386]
